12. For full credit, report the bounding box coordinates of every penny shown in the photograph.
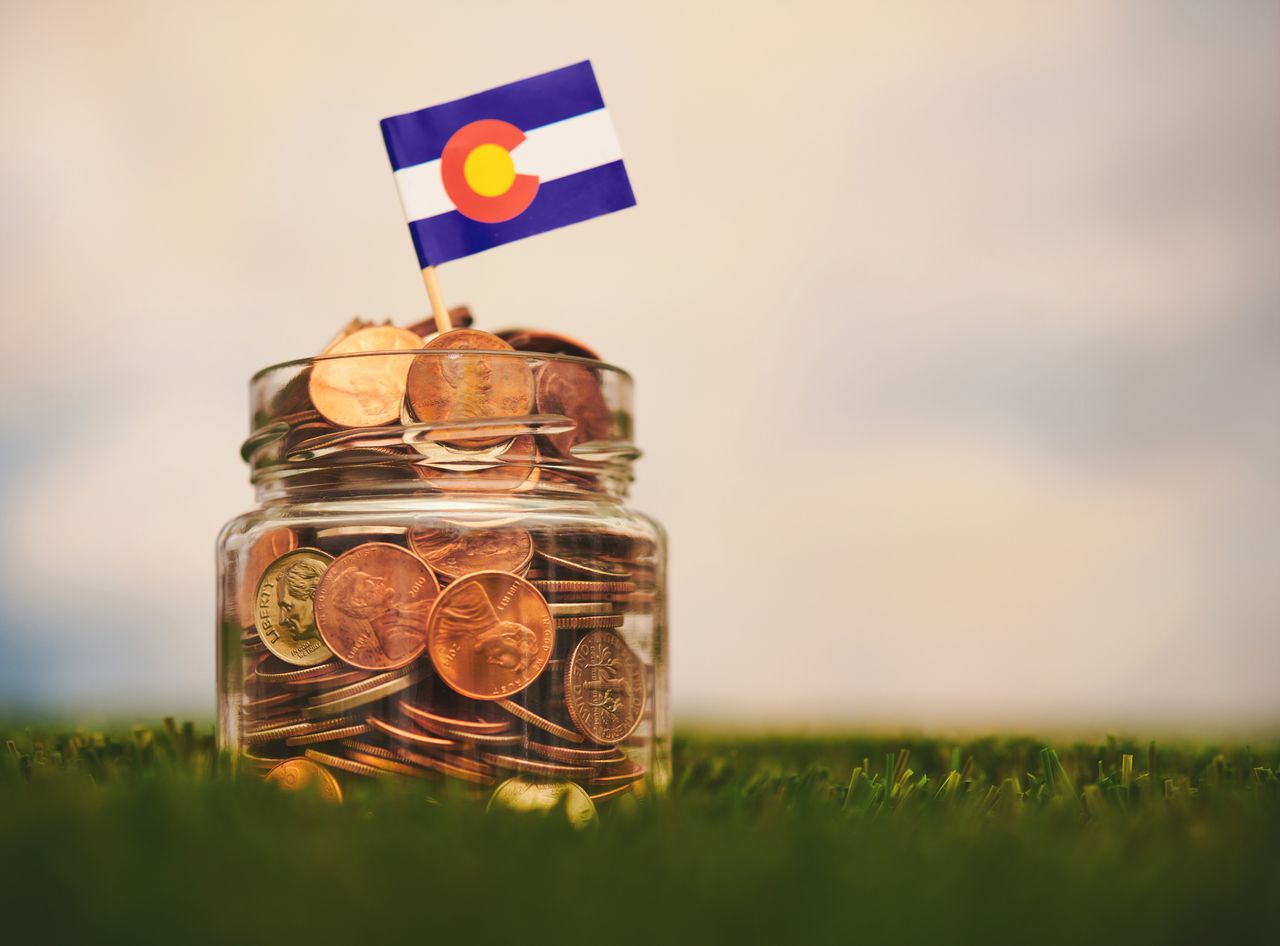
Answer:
[404,329,534,447]
[534,550,631,579]
[319,317,379,355]
[495,329,601,360]
[253,549,335,667]
[398,700,511,735]
[301,670,419,719]
[339,740,399,761]
[265,758,344,802]
[524,741,626,765]
[564,631,646,745]
[407,523,534,581]
[414,436,540,493]
[555,615,625,631]
[404,305,474,339]
[487,777,598,829]
[236,528,299,627]
[308,325,423,428]
[535,361,612,457]
[315,543,439,671]
[364,715,456,748]
[427,571,554,700]
[285,722,371,747]
[426,727,523,747]
[495,697,584,744]
[481,753,594,779]
[303,748,385,779]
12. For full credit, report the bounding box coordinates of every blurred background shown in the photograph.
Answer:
[1,0,1276,730]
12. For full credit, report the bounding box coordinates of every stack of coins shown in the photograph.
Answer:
[229,312,659,816]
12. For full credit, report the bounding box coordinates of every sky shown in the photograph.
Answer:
[1,0,1277,729]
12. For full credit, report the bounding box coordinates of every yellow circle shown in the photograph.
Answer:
[463,144,516,197]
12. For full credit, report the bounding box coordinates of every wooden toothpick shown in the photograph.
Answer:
[421,266,452,333]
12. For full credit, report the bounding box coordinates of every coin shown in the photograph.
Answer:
[285,722,371,747]
[564,631,646,745]
[319,317,378,355]
[495,328,601,360]
[481,753,594,778]
[303,748,385,779]
[427,571,554,700]
[404,329,534,446]
[397,700,512,735]
[255,659,340,685]
[534,550,631,579]
[535,361,611,457]
[555,614,625,631]
[365,715,456,748]
[487,777,598,829]
[524,741,626,764]
[245,716,357,745]
[414,436,540,493]
[585,760,646,785]
[532,580,637,596]
[494,697,584,743]
[308,326,424,428]
[301,670,420,719]
[315,543,439,671]
[265,757,344,802]
[548,602,616,617]
[345,748,426,778]
[235,528,298,627]
[253,549,335,667]
[407,523,534,580]
[397,747,497,784]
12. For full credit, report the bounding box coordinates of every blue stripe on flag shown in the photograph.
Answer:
[406,160,634,266]
[381,61,604,171]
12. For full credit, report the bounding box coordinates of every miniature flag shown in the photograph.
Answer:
[381,61,635,267]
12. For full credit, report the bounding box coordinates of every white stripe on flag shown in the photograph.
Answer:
[392,107,623,223]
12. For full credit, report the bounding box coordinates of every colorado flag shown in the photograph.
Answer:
[380,61,636,267]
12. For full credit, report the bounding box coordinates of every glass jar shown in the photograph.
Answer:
[216,342,668,817]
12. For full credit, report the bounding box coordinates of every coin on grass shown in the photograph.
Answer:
[265,758,344,803]
[407,523,533,580]
[427,571,554,700]
[565,630,646,745]
[315,543,439,671]
[487,777,597,829]
[235,528,297,627]
[253,549,335,667]
[404,329,534,446]
[309,326,423,428]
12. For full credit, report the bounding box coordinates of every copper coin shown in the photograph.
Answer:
[397,747,497,784]
[414,436,540,493]
[301,670,419,719]
[524,741,625,764]
[340,740,400,761]
[365,715,456,748]
[495,328,601,360]
[303,748,384,779]
[480,752,594,779]
[404,305,474,338]
[309,326,423,428]
[585,760,647,785]
[319,317,378,355]
[427,571,554,700]
[253,549,335,667]
[265,758,343,802]
[407,523,534,580]
[494,697,584,744]
[535,361,611,457]
[564,631,646,745]
[398,700,511,735]
[235,528,297,627]
[404,329,534,446]
[315,543,440,671]
[345,749,425,778]
[245,716,357,745]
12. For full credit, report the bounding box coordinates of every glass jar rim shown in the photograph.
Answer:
[249,348,633,385]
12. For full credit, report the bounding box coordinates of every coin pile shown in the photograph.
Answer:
[231,312,658,816]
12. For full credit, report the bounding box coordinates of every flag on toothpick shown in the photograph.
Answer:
[381,61,636,268]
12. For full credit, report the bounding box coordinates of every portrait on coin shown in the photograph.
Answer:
[328,565,434,664]
[275,557,325,641]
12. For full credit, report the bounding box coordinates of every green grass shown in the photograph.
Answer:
[3,722,1279,944]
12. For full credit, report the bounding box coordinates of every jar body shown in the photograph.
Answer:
[216,491,669,805]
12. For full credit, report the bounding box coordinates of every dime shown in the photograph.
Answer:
[495,328,601,360]
[397,700,511,735]
[548,602,616,617]
[315,543,439,671]
[487,777,598,829]
[427,571,554,700]
[301,670,419,719]
[534,550,631,579]
[255,659,340,685]
[308,326,424,428]
[365,715,456,748]
[495,697,584,743]
[532,580,637,596]
[555,614,625,631]
[265,757,344,803]
[285,722,370,747]
[407,523,534,580]
[280,669,371,689]
[564,631,646,745]
[304,748,385,779]
[235,529,296,627]
[253,549,335,667]
[404,329,534,447]
[481,753,594,779]
[535,361,612,457]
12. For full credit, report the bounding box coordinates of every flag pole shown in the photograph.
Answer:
[421,266,453,333]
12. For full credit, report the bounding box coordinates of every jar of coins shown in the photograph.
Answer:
[217,321,668,818]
